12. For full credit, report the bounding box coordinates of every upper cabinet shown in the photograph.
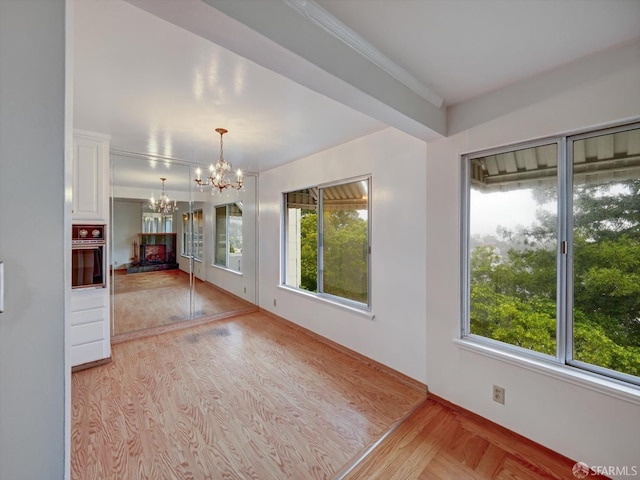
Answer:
[72,130,110,222]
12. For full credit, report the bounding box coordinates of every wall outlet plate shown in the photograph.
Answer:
[493,385,505,405]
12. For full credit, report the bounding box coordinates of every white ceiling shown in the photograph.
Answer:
[73,0,640,190]
[315,0,640,106]
[73,0,386,179]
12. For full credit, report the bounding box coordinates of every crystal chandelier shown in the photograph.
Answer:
[148,177,178,213]
[195,128,243,193]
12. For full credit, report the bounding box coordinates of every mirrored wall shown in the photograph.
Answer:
[110,153,257,337]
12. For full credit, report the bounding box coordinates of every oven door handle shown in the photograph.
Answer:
[72,244,105,249]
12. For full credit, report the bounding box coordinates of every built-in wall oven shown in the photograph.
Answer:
[71,224,106,289]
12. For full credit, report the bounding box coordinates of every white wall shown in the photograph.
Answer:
[173,176,258,304]
[427,41,640,476]
[259,128,428,382]
[204,175,258,304]
[111,199,142,268]
[0,0,66,478]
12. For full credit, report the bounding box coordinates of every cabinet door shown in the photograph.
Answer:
[70,288,111,366]
[72,132,109,221]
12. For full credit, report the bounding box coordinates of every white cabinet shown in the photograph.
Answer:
[72,130,109,222]
[70,129,111,367]
[70,288,110,367]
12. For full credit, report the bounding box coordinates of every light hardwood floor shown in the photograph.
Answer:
[344,395,609,480]
[72,311,426,479]
[112,269,253,336]
[73,310,601,480]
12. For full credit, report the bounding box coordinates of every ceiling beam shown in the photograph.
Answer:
[282,0,443,109]
[126,0,446,141]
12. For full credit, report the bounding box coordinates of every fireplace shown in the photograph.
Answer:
[127,233,178,273]
[140,244,167,265]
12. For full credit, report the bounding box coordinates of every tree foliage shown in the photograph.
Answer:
[322,210,368,302]
[298,209,368,303]
[300,211,318,293]
[471,179,640,377]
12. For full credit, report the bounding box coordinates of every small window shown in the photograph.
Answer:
[284,177,370,308]
[181,209,203,260]
[142,213,173,233]
[182,213,191,257]
[214,203,243,272]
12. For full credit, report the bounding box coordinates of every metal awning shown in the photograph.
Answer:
[287,181,368,210]
[472,128,640,190]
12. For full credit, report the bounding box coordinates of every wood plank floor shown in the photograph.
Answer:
[72,311,426,479]
[112,270,252,336]
[344,396,609,480]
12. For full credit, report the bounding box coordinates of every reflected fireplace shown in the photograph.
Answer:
[141,244,167,264]
[127,232,178,273]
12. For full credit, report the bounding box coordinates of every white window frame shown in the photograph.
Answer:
[281,176,372,311]
[181,209,203,261]
[181,212,191,258]
[213,203,242,273]
[461,122,640,388]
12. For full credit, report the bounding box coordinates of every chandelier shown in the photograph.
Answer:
[148,177,178,213]
[195,128,243,193]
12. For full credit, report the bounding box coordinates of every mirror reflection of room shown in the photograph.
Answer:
[110,154,256,338]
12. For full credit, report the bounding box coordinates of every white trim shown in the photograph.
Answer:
[278,284,374,320]
[283,0,443,108]
[64,0,74,477]
[73,128,110,141]
[212,264,243,276]
[453,338,640,406]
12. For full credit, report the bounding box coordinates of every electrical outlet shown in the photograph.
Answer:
[493,385,505,405]
[244,286,247,294]
[273,298,277,307]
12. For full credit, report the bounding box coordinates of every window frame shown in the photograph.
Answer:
[181,212,192,258]
[461,136,563,363]
[565,123,640,386]
[282,175,372,311]
[213,202,243,273]
[181,209,203,261]
[461,122,640,388]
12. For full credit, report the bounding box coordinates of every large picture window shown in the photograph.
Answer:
[462,123,640,386]
[214,203,242,272]
[284,177,370,308]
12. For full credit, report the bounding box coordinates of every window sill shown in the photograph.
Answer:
[453,338,640,405]
[211,264,243,276]
[277,285,374,320]
[179,255,202,263]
